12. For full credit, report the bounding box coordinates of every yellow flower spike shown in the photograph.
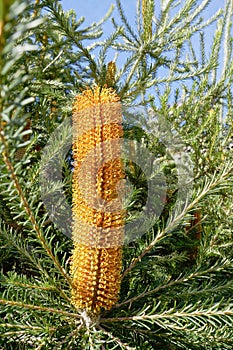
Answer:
[71,86,125,314]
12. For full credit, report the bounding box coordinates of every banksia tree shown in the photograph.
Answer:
[1,0,233,349]
[71,86,125,314]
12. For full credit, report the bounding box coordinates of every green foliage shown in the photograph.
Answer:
[0,0,233,349]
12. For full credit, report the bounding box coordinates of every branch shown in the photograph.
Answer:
[0,141,72,288]
[0,299,81,319]
[122,164,233,277]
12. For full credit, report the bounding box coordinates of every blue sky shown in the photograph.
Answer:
[61,1,223,35]
[60,0,229,88]
[62,0,135,27]
[60,1,225,66]
[61,1,222,26]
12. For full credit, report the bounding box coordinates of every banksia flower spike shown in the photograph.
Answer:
[106,61,116,88]
[142,0,154,40]
[71,85,125,314]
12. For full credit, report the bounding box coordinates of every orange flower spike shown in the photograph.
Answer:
[71,86,125,314]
